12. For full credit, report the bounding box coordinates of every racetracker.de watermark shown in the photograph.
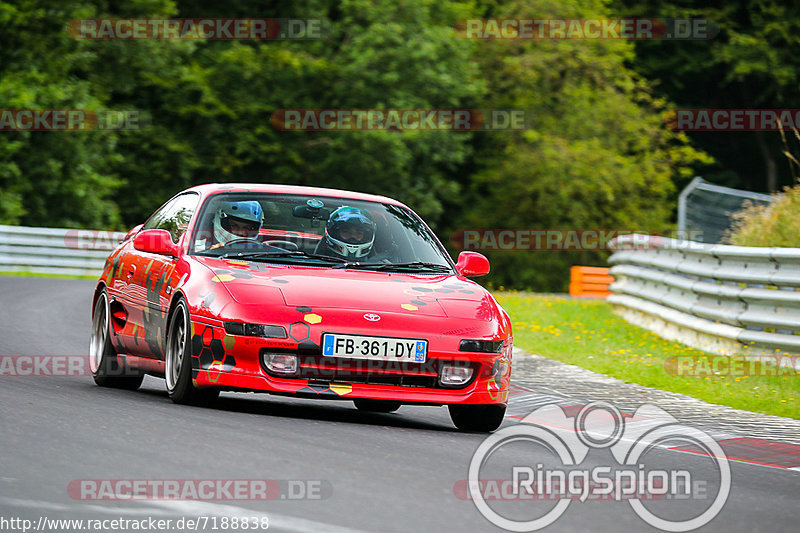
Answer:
[0,109,144,131]
[0,516,244,533]
[666,109,800,131]
[270,109,533,131]
[68,479,331,501]
[449,230,704,251]
[455,18,718,40]
[465,401,730,531]
[665,355,800,377]
[0,356,145,377]
[1,356,93,377]
[64,230,126,250]
[67,18,326,40]
[0,355,489,379]
[454,476,708,502]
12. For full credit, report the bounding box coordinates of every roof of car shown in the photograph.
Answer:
[186,183,405,207]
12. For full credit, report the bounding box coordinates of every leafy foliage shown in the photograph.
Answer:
[4,0,763,291]
[726,183,800,247]
[612,0,800,192]
[452,0,710,290]
[0,0,131,227]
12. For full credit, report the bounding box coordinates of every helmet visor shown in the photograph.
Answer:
[222,215,261,238]
[333,221,374,244]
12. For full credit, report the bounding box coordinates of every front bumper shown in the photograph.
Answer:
[189,317,511,406]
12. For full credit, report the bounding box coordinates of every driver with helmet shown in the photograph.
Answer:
[196,200,264,251]
[316,206,378,260]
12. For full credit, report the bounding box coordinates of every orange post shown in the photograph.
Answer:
[569,266,613,298]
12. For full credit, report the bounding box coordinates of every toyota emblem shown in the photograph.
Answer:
[363,313,381,322]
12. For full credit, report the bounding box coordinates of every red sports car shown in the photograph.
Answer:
[89,184,512,431]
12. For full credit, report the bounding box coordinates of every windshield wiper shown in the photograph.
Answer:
[217,250,347,264]
[215,251,451,272]
[334,261,453,273]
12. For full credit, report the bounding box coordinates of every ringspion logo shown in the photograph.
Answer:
[466,402,730,531]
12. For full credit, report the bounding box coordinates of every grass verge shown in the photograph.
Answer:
[496,292,800,420]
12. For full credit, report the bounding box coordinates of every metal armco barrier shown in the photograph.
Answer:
[569,266,613,298]
[0,224,125,277]
[608,234,800,355]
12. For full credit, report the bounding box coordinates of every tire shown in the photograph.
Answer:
[448,404,506,432]
[89,288,143,390]
[165,298,219,405]
[353,399,402,413]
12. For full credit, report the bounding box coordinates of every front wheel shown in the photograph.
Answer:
[353,399,402,413]
[89,288,143,390]
[165,299,219,405]
[448,404,506,432]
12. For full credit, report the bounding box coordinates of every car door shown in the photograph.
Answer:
[119,192,199,358]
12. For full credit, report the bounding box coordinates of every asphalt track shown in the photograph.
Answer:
[1,276,798,532]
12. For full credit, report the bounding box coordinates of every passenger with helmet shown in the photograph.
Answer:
[316,206,378,260]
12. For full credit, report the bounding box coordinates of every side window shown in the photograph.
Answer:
[142,193,199,243]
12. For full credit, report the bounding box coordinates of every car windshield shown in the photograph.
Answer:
[190,192,453,272]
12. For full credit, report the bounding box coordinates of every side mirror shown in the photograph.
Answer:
[134,229,178,257]
[456,251,490,277]
[124,224,144,241]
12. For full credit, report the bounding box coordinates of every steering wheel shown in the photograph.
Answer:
[265,240,299,251]
[220,238,265,248]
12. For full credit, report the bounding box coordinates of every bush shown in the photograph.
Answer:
[726,182,800,247]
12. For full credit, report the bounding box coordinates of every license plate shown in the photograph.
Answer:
[322,333,428,363]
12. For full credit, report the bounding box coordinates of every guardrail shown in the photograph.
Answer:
[0,224,125,277]
[607,234,800,355]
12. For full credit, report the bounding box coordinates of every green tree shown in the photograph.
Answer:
[109,0,484,228]
[0,0,135,227]
[453,0,710,290]
[612,0,800,192]
[1,0,485,230]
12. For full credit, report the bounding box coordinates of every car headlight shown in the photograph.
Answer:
[224,322,287,338]
[263,352,298,374]
[459,339,503,353]
[440,365,474,386]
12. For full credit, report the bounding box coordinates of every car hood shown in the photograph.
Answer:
[194,257,494,320]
